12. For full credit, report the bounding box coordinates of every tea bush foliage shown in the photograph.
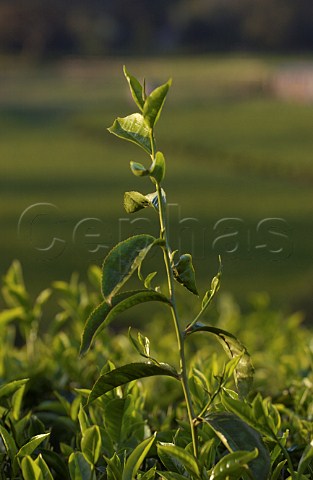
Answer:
[1,69,313,479]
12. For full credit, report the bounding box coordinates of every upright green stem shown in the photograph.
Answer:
[156,181,198,458]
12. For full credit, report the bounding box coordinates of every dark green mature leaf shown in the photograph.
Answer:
[204,412,270,480]
[150,151,166,184]
[185,324,253,398]
[108,113,152,153]
[143,79,172,128]
[298,441,313,476]
[102,234,157,303]
[124,191,151,213]
[68,452,93,480]
[0,425,18,460]
[123,66,145,110]
[122,433,156,480]
[88,362,179,404]
[157,444,201,479]
[80,289,171,356]
[173,254,198,295]
[209,449,258,479]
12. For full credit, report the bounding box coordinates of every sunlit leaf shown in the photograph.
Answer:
[20,456,43,480]
[150,151,166,184]
[108,113,152,153]
[17,433,50,458]
[143,79,172,128]
[102,234,157,303]
[209,449,258,479]
[122,433,156,480]
[124,191,151,213]
[88,362,179,404]
[0,378,29,399]
[130,161,149,177]
[157,444,201,479]
[80,289,171,356]
[123,66,145,110]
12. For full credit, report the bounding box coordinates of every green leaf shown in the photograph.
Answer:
[35,454,54,480]
[17,433,50,458]
[81,425,101,465]
[203,412,270,480]
[157,473,188,480]
[221,394,275,439]
[0,424,18,460]
[68,452,94,480]
[102,234,157,303]
[80,289,170,356]
[0,378,29,399]
[123,66,145,110]
[12,383,27,420]
[108,113,152,154]
[157,444,201,479]
[157,443,187,475]
[88,362,179,404]
[124,191,151,213]
[130,161,149,177]
[21,456,43,480]
[173,254,198,295]
[298,440,313,476]
[271,460,287,480]
[122,433,156,480]
[128,328,151,359]
[78,405,90,435]
[202,256,222,309]
[143,79,172,128]
[186,324,254,398]
[209,449,258,479]
[150,151,166,184]
[104,453,123,480]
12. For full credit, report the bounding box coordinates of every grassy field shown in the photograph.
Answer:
[1,55,313,316]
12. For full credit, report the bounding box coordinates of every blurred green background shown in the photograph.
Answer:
[1,1,313,318]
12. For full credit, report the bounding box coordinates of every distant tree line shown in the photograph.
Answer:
[0,0,312,60]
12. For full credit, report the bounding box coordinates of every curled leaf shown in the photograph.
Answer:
[124,191,151,213]
[173,254,198,295]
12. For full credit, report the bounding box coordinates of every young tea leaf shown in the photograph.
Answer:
[81,425,102,465]
[80,289,171,356]
[143,79,172,128]
[20,456,43,480]
[157,444,201,479]
[150,151,166,184]
[101,234,157,303]
[108,113,152,154]
[0,378,29,399]
[123,66,145,111]
[209,449,258,480]
[17,433,50,458]
[88,362,179,404]
[173,254,198,295]
[185,324,254,398]
[130,161,149,177]
[122,433,156,480]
